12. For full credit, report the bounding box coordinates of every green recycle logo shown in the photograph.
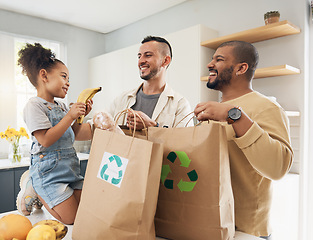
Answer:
[161,151,198,192]
[100,154,123,185]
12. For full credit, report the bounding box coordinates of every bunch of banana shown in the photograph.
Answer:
[76,87,102,124]
[32,220,68,240]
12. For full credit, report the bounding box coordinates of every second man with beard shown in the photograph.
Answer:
[194,40,293,240]
[109,36,193,129]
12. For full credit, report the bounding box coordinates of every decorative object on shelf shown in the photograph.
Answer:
[264,11,280,25]
[0,127,29,163]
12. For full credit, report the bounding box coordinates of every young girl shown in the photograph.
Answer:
[16,43,93,224]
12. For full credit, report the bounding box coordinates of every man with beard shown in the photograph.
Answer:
[109,35,192,129]
[194,41,293,240]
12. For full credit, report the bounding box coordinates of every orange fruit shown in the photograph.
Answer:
[0,214,32,240]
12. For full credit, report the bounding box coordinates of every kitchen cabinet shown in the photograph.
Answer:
[0,159,88,214]
[164,25,219,106]
[0,169,14,213]
[80,159,88,177]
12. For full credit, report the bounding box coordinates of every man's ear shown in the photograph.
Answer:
[39,69,48,82]
[162,55,171,68]
[236,63,249,76]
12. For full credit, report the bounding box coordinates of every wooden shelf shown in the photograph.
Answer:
[286,111,300,117]
[201,64,300,81]
[201,20,301,49]
[253,65,300,79]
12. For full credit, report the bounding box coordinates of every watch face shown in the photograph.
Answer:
[229,107,241,120]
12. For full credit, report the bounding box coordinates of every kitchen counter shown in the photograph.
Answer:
[0,153,90,214]
[0,152,89,170]
[0,153,261,239]
[0,208,261,240]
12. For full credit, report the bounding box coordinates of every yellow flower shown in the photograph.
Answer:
[7,137,15,144]
[5,130,10,138]
[0,126,30,143]
[5,127,15,138]
[19,127,29,138]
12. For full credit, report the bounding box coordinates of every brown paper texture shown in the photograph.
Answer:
[149,122,235,240]
[72,128,163,240]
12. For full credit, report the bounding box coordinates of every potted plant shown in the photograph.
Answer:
[264,11,280,25]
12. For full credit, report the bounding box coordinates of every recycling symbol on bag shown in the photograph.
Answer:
[100,155,123,185]
[98,153,128,188]
[161,151,198,192]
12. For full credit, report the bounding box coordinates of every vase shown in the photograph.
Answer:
[8,142,22,163]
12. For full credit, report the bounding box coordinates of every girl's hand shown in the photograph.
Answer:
[85,99,93,116]
[68,102,86,120]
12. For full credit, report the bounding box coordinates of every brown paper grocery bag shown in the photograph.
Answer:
[72,128,163,240]
[149,121,235,240]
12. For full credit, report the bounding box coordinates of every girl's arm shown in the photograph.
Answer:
[72,122,92,140]
[33,102,86,148]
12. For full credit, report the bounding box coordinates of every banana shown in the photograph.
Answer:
[76,87,102,124]
[33,220,68,240]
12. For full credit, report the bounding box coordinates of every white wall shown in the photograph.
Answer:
[0,34,16,156]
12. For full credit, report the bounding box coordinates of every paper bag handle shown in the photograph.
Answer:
[174,111,204,128]
[174,112,194,128]
[114,108,148,138]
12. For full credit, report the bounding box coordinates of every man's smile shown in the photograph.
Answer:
[208,69,217,82]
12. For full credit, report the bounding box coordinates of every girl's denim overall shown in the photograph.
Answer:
[29,101,83,209]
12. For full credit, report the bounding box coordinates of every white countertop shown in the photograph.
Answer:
[0,208,261,240]
[0,152,89,170]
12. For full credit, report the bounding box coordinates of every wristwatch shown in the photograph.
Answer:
[226,106,242,124]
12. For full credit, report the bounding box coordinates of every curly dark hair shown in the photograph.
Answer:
[17,43,64,87]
